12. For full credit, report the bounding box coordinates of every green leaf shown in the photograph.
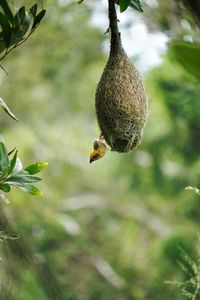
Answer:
[0,36,6,54]
[9,182,42,196]
[169,41,200,81]
[6,173,41,185]
[21,184,42,196]
[0,11,11,47]
[23,13,34,39]
[33,10,46,28]
[0,1,14,25]
[8,150,18,175]
[0,183,11,193]
[129,0,143,12]
[0,97,18,120]
[14,6,26,28]
[116,0,143,13]
[0,142,9,177]
[30,4,37,18]
[25,162,48,175]
[8,147,16,156]
[11,7,31,44]
[119,0,130,12]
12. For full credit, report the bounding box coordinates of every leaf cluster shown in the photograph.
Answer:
[115,0,143,13]
[78,0,143,13]
[0,2,46,61]
[0,142,48,203]
[0,1,46,123]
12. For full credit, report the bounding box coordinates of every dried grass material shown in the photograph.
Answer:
[95,0,148,153]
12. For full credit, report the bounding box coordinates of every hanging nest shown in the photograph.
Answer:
[95,0,148,153]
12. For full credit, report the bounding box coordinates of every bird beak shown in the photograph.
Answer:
[89,150,99,164]
[89,157,96,164]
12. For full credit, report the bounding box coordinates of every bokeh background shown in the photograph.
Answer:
[0,0,200,299]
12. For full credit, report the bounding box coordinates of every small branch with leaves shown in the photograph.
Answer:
[0,142,48,204]
[0,2,46,62]
[78,0,143,13]
[0,1,46,121]
[0,2,48,204]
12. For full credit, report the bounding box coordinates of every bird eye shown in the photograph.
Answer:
[93,140,99,150]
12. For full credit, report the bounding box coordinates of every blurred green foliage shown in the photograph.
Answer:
[169,41,200,81]
[0,0,199,299]
[0,1,46,61]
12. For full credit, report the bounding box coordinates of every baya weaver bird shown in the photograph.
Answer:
[89,136,108,163]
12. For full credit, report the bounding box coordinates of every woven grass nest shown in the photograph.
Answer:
[90,0,148,163]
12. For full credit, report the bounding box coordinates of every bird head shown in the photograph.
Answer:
[89,138,107,163]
